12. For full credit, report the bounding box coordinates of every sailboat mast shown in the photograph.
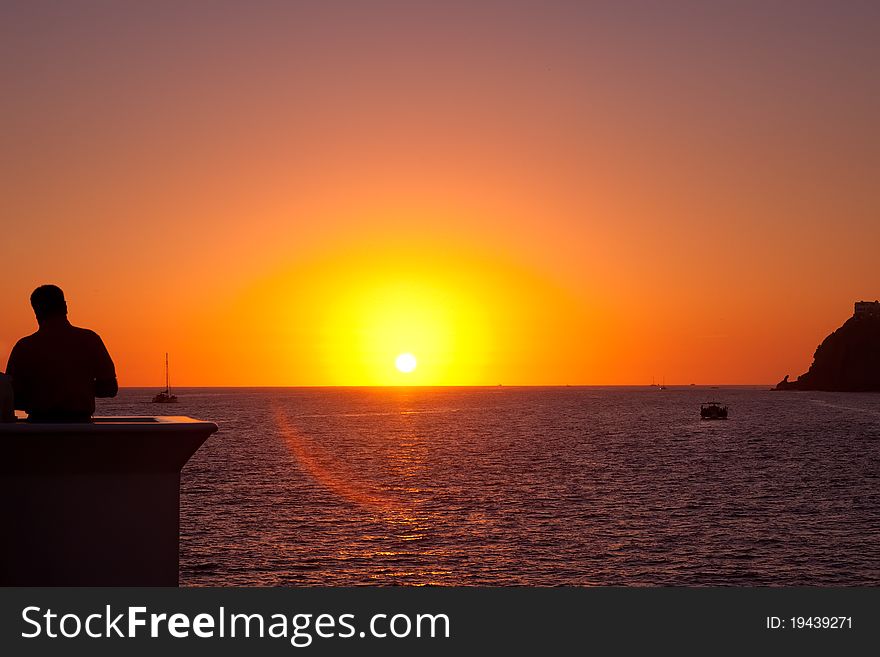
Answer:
[165,352,170,394]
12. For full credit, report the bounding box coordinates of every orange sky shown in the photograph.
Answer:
[2,2,879,385]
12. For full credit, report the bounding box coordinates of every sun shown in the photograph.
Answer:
[395,352,417,373]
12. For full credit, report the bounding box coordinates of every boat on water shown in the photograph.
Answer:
[152,353,178,403]
[700,402,728,420]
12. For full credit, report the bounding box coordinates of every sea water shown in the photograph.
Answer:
[98,386,880,586]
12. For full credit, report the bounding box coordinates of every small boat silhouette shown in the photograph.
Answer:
[152,353,178,403]
[700,402,728,420]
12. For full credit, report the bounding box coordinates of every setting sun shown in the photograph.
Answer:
[395,353,417,373]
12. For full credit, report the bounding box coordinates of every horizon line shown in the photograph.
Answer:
[114,383,775,389]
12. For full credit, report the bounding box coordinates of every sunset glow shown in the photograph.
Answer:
[2,3,878,386]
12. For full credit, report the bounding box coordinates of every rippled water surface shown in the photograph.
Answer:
[98,387,880,586]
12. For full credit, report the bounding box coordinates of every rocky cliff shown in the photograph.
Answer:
[775,311,880,391]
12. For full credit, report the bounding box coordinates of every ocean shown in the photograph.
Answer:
[98,387,880,586]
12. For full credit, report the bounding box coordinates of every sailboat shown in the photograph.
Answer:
[152,353,179,403]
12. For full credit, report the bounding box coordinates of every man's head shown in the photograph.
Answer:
[30,285,68,323]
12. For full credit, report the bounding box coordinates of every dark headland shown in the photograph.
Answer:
[775,300,880,391]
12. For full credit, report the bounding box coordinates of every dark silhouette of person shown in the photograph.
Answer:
[0,372,13,422]
[5,285,118,422]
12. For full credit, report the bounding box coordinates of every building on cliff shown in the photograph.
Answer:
[854,300,880,318]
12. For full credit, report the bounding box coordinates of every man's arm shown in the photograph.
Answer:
[93,334,118,398]
[95,378,118,398]
[5,341,31,411]
[0,374,14,421]
[6,340,30,411]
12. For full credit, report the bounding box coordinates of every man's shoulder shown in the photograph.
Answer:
[11,332,39,351]
[69,326,112,358]
[69,325,102,341]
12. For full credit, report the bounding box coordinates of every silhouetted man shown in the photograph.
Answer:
[5,285,118,422]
